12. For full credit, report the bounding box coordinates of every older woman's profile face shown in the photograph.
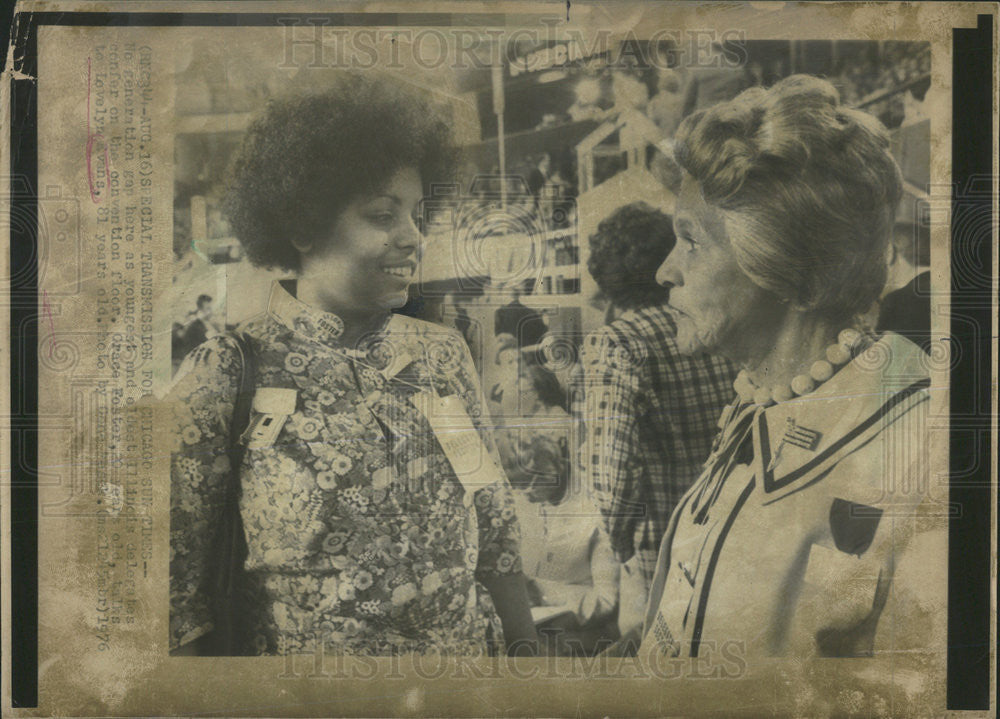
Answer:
[305,166,424,314]
[655,175,777,357]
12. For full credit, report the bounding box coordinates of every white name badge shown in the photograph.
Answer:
[244,387,298,449]
[252,388,298,415]
[409,391,506,499]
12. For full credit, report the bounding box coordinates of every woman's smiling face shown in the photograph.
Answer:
[302,166,425,316]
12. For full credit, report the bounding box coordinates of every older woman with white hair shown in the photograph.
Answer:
[635,75,941,660]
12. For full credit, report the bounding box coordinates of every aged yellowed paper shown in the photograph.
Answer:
[2,1,996,716]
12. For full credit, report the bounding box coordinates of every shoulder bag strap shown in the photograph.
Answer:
[209,331,257,655]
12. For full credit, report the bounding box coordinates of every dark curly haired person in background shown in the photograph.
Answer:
[587,201,675,320]
[578,202,738,641]
[168,72,536,657]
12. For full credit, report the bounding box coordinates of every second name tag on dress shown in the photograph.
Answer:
[409,391,505,498]
[244,388,298,449]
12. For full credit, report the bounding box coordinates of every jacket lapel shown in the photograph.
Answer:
[753,333,931,504]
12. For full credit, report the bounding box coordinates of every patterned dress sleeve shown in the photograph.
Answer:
[578,327,648,563]
[445,332,523,579]
[167,336,243,650]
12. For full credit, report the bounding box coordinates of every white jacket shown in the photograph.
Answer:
[639,332,945,659]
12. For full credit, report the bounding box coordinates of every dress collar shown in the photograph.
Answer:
[266,279,352,347]
[750,331,931,500]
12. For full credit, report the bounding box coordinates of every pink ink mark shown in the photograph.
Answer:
[86,57,110,204]
[42,290,58,359]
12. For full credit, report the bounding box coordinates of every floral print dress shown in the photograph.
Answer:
[169,281,522,655]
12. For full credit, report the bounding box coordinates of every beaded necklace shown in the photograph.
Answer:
[733,328,872,407]
[691,327,873,523]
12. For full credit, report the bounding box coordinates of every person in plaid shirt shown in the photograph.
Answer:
[578,203,737,636]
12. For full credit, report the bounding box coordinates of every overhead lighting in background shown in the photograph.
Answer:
[537,69,569,84]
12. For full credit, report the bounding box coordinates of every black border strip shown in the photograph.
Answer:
[947,13,992,711]
[9,11,39,710]
[28,11,527,27]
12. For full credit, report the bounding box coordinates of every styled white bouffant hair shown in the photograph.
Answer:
[674,74,903,322]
